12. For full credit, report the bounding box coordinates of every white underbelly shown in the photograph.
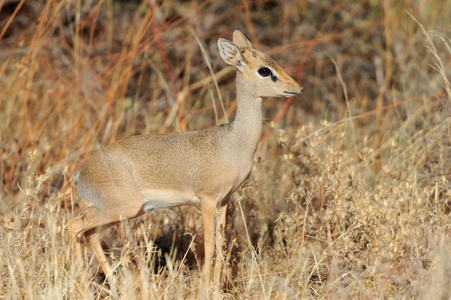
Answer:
[140,189,201,212]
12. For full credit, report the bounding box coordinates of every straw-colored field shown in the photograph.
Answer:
[1,0,450,298]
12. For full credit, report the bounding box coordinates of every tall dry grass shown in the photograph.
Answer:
[0,0,450,298]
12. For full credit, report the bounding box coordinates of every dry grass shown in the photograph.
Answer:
[1,0,450,298]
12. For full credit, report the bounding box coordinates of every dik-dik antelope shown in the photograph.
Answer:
[68,30,303,298]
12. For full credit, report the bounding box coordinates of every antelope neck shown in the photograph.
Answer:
[230,73,263,155]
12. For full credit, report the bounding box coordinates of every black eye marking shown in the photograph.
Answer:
[270,73,278,82]
[258,67,271,77]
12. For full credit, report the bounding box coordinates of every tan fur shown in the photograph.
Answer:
[67,30,302,299]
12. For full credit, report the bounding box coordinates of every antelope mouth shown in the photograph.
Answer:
[284,86,304,96]
[283,91,299,96]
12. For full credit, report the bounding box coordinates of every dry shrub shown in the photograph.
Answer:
[248,118,450,298]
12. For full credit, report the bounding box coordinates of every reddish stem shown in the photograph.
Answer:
[147,0,187,131]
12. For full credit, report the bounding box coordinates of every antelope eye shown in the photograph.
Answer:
[258,67,271,77]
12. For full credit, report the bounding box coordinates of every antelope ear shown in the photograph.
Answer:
[233,30,253,49]
[217,38,246,72]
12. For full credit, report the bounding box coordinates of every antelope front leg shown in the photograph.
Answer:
[214,203,228,289]
[200,199,216,299]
